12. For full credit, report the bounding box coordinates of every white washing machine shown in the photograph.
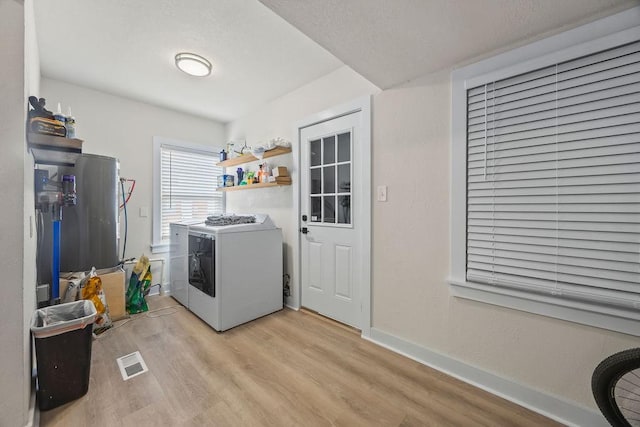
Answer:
[171,214,283,331]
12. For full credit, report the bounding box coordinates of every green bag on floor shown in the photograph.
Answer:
[126,255,152,314]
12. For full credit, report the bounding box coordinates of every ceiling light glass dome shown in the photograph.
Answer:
[175,52,212,77]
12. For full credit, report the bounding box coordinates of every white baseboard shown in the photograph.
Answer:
[364,327,607,427]
[26,388,38,427]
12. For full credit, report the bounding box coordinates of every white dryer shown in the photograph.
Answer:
[171,214,283,331]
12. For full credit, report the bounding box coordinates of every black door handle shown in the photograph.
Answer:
[300,227,309,234]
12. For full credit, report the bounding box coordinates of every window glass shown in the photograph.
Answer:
[338,195,351,224]
[323,136,335,164]
[323,196,336,223]
[159,145,223,241]
[337,164,350,193]
[311,197,322,222]
[337,132,351,163]
[310,139,321,167]
[323,165,335,194]
[310,168,321,194]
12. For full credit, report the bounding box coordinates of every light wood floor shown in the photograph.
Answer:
[40,296,561,427]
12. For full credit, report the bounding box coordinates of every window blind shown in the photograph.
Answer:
[160,146,223,240]
[466,40,640,309]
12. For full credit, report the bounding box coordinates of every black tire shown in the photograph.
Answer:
[592,348,640,427]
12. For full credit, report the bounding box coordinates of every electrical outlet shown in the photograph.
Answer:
[377,185,388,202]
[36,284,49,303]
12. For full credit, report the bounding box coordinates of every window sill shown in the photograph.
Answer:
[448,279,640,337]
[150,242,169,254]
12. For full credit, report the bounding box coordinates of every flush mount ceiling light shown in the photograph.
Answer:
[175,52,212,77]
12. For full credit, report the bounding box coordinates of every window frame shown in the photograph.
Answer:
[450,7,640,336]
[151,136,224,254]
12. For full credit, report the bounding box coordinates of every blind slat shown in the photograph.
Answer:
[467,242,640,263]
[467,232,639,253]
[468,68,640,113]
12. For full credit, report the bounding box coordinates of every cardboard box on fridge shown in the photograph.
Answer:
[60,266,127,321]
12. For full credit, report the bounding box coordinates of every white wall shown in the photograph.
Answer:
[41,79,226,285]
[225,50,638,418]
[32,9,639,422]
[0,0,39,425]
[225,66,380,305]
[24,0,39,420]
[372,70,639,410]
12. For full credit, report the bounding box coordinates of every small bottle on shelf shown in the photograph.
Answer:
[65,107,76,139]
[257,164,264,183]
[53,102,67,133]
[236,167,244,185]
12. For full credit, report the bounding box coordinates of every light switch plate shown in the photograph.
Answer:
[139,207,149,217]
[377,185,387,202]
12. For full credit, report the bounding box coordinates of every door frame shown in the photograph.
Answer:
[292,96,372,337]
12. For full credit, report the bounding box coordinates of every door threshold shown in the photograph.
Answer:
[300,307,360,334]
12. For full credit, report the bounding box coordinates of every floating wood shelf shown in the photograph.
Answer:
[27,132,84,166]
[216,146,291,168]
[217,182,291,192]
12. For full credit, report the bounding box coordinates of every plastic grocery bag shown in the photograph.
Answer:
[31,300,97,337]
[126,255,152,314]
[62,272,86,303]
[80,267,112,334]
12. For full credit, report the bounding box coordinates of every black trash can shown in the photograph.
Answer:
[31,300,97,411]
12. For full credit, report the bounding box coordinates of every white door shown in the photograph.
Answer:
[300,112,364,329]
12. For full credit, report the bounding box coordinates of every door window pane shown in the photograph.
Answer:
[310,139,321,167]
[337,132,350,162]
[310,168,321,194]
[308,130,354,227]
[337,164,350,193]
[323,165,335,194]
[324,196,335,223]
[338,195,351,224]
[323,136,335,164]
[311,197,321,222]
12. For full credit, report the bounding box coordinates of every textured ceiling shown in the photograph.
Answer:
[34,0,343,122]
[259,0,638,89]
[35,1,637,123]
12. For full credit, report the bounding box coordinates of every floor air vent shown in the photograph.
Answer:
[116,351,148,381]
